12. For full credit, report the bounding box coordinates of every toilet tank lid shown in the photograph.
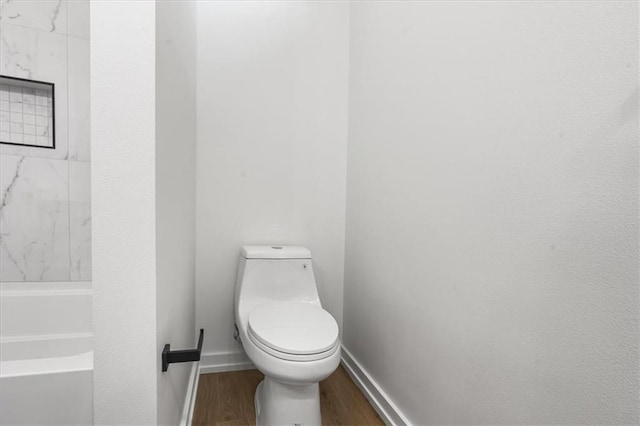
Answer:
[241,245,311,259]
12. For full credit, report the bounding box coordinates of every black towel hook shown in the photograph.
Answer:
[162,329,204,372]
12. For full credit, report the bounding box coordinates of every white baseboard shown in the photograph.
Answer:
[180,361,200,426]
[199,350,254,374]
[341,346,410,426]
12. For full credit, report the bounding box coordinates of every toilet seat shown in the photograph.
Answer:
[248,302,339,362]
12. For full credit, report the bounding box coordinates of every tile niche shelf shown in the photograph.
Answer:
[0,75,55,149]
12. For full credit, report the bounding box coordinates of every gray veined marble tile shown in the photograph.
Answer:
[0,0,68,34]
[0,154,70,282]
[69,161,90,281]
[66,0,89,40]
[68,36,89,162]
[0,23,69,160]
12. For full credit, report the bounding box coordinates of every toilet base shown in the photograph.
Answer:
[255,377,321,426]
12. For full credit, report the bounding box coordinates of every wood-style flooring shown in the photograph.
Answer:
[192,365,384,426]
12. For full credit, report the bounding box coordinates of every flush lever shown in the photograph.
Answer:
[233,323,242,344]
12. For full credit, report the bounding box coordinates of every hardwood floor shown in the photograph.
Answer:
[192,365,384,426]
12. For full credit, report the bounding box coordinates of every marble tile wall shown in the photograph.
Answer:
[0,0,91,282]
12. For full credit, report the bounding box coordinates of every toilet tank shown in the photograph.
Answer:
[234,246,321,314]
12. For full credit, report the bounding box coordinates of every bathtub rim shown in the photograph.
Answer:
[1,331,93,344]
[0,281,92,295]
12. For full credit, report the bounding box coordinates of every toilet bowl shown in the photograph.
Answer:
[234,246,341,426]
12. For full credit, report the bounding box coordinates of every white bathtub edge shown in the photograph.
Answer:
[0,332,93,344]
[0,282,92,293]
[0,351,93,379]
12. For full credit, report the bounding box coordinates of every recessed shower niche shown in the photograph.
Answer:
[0,75,55,149]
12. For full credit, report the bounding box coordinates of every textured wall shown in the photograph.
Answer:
[344,1,639,424]
[91,1,158,424]
[195,1,349,359]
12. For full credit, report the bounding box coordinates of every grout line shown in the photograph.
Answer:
[1,21,68,38]
[0,7,88,41]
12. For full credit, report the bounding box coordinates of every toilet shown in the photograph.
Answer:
[234,245,341,426]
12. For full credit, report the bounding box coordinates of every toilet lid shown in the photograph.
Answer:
[248,302,339,355]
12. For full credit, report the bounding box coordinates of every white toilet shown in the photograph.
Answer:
[234,245,341,426]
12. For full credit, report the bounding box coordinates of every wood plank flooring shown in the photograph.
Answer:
[192,365,384,426]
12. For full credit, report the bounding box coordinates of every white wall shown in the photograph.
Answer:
[156,1,197,424]
[92,1,158,424]
[195,1,349,360]
[344,1,638,424]
[94,1,199,424]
